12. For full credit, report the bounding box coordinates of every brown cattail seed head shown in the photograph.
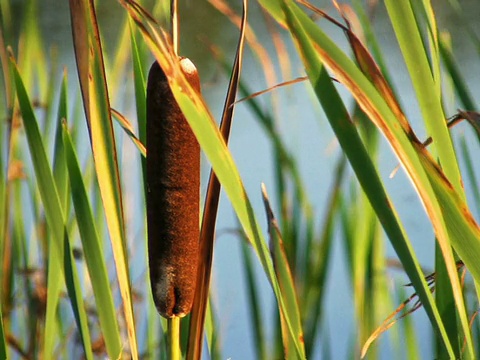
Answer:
[146,58,200,318]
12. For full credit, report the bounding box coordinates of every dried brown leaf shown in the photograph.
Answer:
[298,0,417,142]
[110,108,146,157]
[235,76,308,104]
[362,260,465,358]
[208,0,278,89]
[187,1,248,358]
[7,160,27,181]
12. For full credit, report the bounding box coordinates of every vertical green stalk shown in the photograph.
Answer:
[0,3,11,356]
[168,317,181,360]
[69,1,138,356]
[11,58,94,360]
[280,1,455,355]
[241,239,267,360]
[128,20,147,196]
[384,1,472,356]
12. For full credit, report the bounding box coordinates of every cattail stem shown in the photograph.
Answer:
[168,317,181,360]
[171,0,178,54]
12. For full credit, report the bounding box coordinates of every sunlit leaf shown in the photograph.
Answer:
[11,58,94,360]
[123,1,306,358]
[187,0,248,357]
[68,0,138,357]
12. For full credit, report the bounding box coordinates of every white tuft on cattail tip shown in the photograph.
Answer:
[180,57,197,76]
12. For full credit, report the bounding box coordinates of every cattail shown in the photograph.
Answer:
[146,58,200,318]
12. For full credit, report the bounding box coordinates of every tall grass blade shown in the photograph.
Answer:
[68,1,138,357]
[285,0,480,313]
[209,0,278,90]
[16,0,47,96]
[445,0,480,54]
[204,299,221,360]
[0,11,11,358]
[129,19,148,194]
[187,0,248,358]
[401,289,421,359]
[63,124,123,359]
[111,108,146,156]
[278,1,456,356]
[0,312,5,359]
[104,17,131,102]
[301,1,408,135]
[43,69,70,360]
[241,239,267,360]
[385,2,470,353]
[53,70,70,207]
[227,54,312,220]
[62,235,94,360]
[434,241,460,357]
[316,0,480,356]
[303,156,346,357]
[262,184,305,359]
[11,58,94,359]
[439,38,476,111]
[459,137,480,216]
[351,0,394,87]
[123,1,305,357]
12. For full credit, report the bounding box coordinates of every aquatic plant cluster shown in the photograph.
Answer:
[1,0,480,358]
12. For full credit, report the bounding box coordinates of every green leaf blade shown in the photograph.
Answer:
[63,123,123,359]
[11,58,94,360]
[279,2,456,356]
[69,1,138,356]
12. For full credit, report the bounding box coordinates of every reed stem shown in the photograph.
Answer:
[171,0,178,54]
[168,317,181,360]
